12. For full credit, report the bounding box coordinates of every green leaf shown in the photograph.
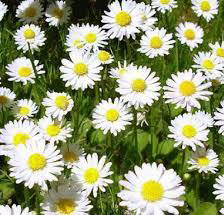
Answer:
[157,139,174,155]
[0,182,15,201]
[137,130,149,153]
[194,202,217,215]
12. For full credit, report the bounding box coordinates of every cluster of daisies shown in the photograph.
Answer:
[0,0,224,214]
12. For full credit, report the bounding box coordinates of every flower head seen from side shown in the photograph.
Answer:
[16,0,43,24]
[9,141,64,190]
[12,99,38,120]
[92,98,133,136]
[42,91,74,121]
[0,204,33,215]
[96,50,114,65]
[192,0,219,22]
[60,50,103,91]
[101,0,142,40]
[14,24,46,53]
[0,1,8,22]
[116,66,161,108]
[213,175,224,200]
[0,87,16,109]
[118,162,185,215]
[41,184,93,215]
[163,69,212,112]
[151,0,177,13]
[138,27,175,58]
[194,110,214,128]
[71,153,113,197]
[176,22,204,50]
[45,1,72,26]
[192,52,224,80]
[214,100,224,135]
[6,57,45,85]
[209,41,224,63]
[188,148,219,173]
[137,111,149,127]
[168,113,209,151]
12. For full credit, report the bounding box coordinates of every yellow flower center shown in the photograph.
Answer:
[197,157,210,166]
[200,1,211,11]
[56,198,75,214]
[115,11,131,27]
[19,107,30,116]
[52,8,63,19]
[85,33,97,43]
[63,151,77,163]
[13,133,30,146]
[28,153,46,171]
[18,67,32,77]
[84,168,99,184]
[119,68,126,75]
[98,51,110,62]
[179,81,196,96]
[106,109,119,122]
[202,59,214,70]
[0,96,8,105]
[182,125,197,138]
[73,39,83,49]
[150,36,163,49]
[23,29,36,39]
[132,79,147,92]
[55,96,69,110]
[73,63,88,76]
[46,124,61,137]
[24,7,36,18]
[184,29,195,40]
[217,48,224,57]
[160,0,171,4]
[141,180,164,202]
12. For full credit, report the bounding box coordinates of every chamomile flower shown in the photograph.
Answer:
[209,41,224,63]
[38,116,72,143]
[0,204,32,215]
[14,24,46,52]
[71,153,113,197]
[96,50,114,64]
[42,184,93,215]
[116,66,161,108]
[6,57,45,85]
[0,119,42,157]
[42,91,74,121]
[192,0,219,22]
[192,52,224,80]
[16,0,43,24]
[163,69,212,112]
[138,27,175,58]
[101,0,142,40]
[168,113,209,151]
[0,87,16,109]
[92,98,133,136]
[9,141,64,190]
[151,0,177,13]
[188,148,219,173]
[194,110,214,128]
[176,22,204,51]
[118,162,185,215]
[60,50,103,91]
[137,111,149,127]
[0,1,8,22]
[221,208,224,214]
[213,175,224,200]
[12,99,38,119]
[214,100,224,135]
[45,1,72,26]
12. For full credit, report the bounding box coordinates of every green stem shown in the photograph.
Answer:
[195,173,201,207]
[35,186,41,215]
[133,108,138,153]
[28,43,38,80]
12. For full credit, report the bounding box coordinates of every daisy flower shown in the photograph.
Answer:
[6,57,45,85]
[60,50,103,91]
[151,0,177,13]
[192,52,224,80]
[209,41,224,63]
[101,0,142,40]
[42,184,93,215]
[116,66,161,108]
[176,22,204,51]
[0,119,42,157]
[38,116,73,144]
[137,111,149,127]
[71,153,113,197]
[192,0,219,22]
[42,91,74,121]
[188,148,219,173]
[138,27,175,58]
[16,0,43,24]
[12,99,38,119]
[214,100,224,135]
[118,162,185,215]
[0,204,32,215]
[169,113,210,151]
[221,209,224,214]
[61,144,85,169]
[45,1,71,26]
[213,175,224,200]
[194,110,214,128]
[14,24,46,53]
[163,69,212,112]
[92,98,133,136]
[0,1,8,22]
[96,50,114,65]
[0,87,16,109]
